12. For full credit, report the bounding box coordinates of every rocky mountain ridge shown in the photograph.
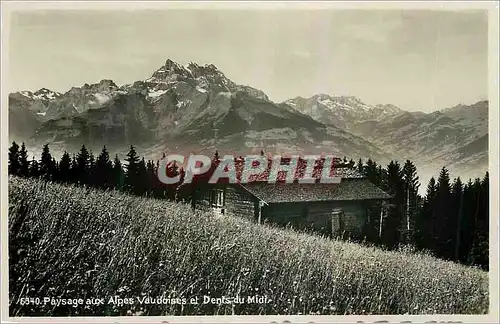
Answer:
[8,58,488,185]
[9,59,389,163]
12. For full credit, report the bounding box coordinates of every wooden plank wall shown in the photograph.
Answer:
[266,201,370,239]
[262,202,305,229]
[225,185,256,222]
[192,187,211,211]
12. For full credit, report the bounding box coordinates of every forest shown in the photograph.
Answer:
[8,141,489,270]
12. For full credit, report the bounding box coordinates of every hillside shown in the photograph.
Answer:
[9,177,488,316]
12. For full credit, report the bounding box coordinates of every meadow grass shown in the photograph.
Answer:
[8,176,489,316]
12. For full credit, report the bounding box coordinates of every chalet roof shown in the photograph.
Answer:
[239,178,392,204]
[243,166,365,182]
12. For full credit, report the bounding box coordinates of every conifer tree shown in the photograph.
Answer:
[125,145,140,192]
[69,154,78,183]
[59,151,71,183]
[95,146,113,188]
[19,142,30,177]
[88,151,96,186]
[364,159,379,185]
[402,160,420,244]
[39,144,54,180]
[468,173,489,269]
[416,177,437,251]
[357,158,363,174]
[376,165,386,188]
[112,155,125,190]
[135,157,148,195]
[29,156,40,177]
[146,159,157,196]
[451,177,464,261]
[434,167,453,259]
[477,172,489,268]
[382,160,405,249]
[52,157,59,180]
[457,179,476,263]
[76,145,90,184]
[8,142,20,175]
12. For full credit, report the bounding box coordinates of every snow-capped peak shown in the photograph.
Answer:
[373,103,402,115]
[19,88,61,101]
[313,95,371,112]
[284,94,403,125]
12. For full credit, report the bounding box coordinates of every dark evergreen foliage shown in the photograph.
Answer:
[19,142,30,177]
[8,142,20,175]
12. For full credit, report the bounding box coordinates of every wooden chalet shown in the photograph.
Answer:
[179,158,392,240]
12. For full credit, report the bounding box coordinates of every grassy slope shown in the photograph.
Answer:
[8,177,488,316]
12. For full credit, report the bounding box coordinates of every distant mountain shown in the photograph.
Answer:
[9,59,390,162]
[8,59,487,183]
[285,95,403,131]
[285,94,488,184]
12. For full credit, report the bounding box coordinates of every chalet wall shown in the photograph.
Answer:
[264,200,371,239]
[193,187,212,212]
[306,202,335,234]
[262,203,306,229]
[194,183,381,242]
[337,203,367,238]
[225,185,256,222]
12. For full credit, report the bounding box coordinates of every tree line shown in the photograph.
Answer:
[358,158,488,270]
[8,142,489,269]
[8,142,181,200]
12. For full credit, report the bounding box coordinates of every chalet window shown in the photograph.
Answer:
[209,189,224,208]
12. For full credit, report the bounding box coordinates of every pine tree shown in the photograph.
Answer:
[8,142,20,175]
[52,157,59,180]
[69,154,78,183]
[136,157,149,195]
[146,160,157,196]
[88,151,96,186]
[416,177,437,252]
[76,145,90,184]
[364,159,379,185]
[95,146,113,188]
[59,152,71,183]
[39,144,54,180]
[125,145,140,193]
[477,172,489,268]
[434,167,453,259]
[29,156,40,177]
[469,173,489,269]
[451,177,464,261]
[112,155,125,190]
[19,142,30,177]
[376,165,386,188]
[382,160,405,249]
[458,179,476,263]
[401,160,420,244]
[357,158,363,174]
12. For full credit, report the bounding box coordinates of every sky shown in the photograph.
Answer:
[8,8,488,112]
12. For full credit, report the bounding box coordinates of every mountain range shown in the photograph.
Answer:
[8,59,488,185]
